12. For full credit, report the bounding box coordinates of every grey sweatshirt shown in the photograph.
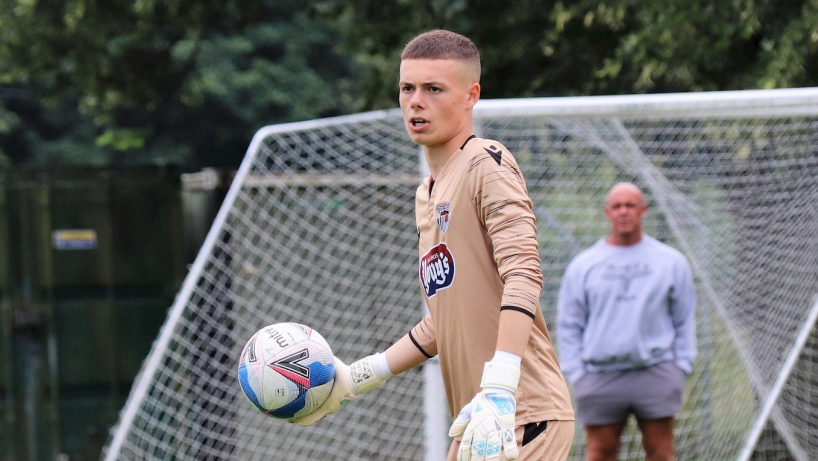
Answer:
[556,235,697,384]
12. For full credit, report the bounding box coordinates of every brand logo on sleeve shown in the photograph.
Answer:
[419,243,455,297]
[436,203,451,233]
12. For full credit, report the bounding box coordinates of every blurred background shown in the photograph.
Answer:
[1,1,817,459]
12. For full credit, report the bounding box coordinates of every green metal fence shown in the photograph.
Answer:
[0,165,197,461]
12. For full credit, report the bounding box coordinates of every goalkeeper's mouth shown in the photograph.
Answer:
[410,118,429,130]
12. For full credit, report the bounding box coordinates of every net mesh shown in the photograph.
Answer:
[104,90,818,461]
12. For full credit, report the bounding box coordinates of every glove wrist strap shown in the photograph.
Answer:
[349,353,391,395]
[480,356,521,394]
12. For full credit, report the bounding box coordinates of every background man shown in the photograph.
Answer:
[557,182,697,461]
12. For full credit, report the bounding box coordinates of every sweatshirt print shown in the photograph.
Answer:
[557,235,697,384]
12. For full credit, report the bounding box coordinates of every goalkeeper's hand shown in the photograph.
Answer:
[449,352,521,461]
[287,353,391,426]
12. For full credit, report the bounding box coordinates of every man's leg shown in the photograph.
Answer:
[636,417,675,461]
[630,362,686,461]
[572,371,632,461]
[584,421,627,461]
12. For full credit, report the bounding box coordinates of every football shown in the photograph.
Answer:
[237,322,335,419]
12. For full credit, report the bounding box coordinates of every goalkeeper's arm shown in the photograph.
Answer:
[495,308,535,357]
[448,309,534,461]
[288,334,429,425]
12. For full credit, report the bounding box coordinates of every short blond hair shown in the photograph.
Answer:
[401,29,481,82]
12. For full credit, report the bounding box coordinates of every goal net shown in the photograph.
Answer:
[104,88,818,461]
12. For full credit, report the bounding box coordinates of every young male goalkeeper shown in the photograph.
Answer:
[289,29,575,460]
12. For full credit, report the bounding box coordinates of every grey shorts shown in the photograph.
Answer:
[573,361,687,425]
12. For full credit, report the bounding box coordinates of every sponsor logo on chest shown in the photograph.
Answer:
[419,243,455,297]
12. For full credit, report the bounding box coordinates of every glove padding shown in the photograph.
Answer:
[449,354,522,461]
[288,355,388,426]
[449,388,519,461]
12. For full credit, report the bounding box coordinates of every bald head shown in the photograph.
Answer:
[604,182,648,245]
[605,182,644,206]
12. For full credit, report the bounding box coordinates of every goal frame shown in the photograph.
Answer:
[105,87,818,461]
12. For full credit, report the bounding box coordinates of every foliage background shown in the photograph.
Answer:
[0,0,816,169]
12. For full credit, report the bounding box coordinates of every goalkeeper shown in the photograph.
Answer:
[289,29,575,460]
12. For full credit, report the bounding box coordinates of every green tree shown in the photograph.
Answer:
[310,0,818,109]
[2,0,817,167]
[0,0,358,167]
[0,95,20,167]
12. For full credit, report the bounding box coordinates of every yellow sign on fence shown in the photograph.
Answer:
[52,229,97,250]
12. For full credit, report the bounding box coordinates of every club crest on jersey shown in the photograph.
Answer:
[419,243,455,297]
[436,203,451,233]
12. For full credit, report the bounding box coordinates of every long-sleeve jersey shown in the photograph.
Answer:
[409,136,574,424]
[556,235,697,385]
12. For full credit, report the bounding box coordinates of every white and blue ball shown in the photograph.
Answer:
[237,322,335,419]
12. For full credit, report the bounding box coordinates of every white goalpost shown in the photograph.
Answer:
[104,88,818,460]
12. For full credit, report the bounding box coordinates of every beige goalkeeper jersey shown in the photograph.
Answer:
[411,136,574,423]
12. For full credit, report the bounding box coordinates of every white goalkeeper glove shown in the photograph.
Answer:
[449,351,521,461]
[287,352,392,426]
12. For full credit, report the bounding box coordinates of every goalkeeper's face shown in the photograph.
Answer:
[399,58,480,154]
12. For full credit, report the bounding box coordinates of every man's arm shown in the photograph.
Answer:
[671,258,697,374]
[451,145,539,461]
[556,263,587,385]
